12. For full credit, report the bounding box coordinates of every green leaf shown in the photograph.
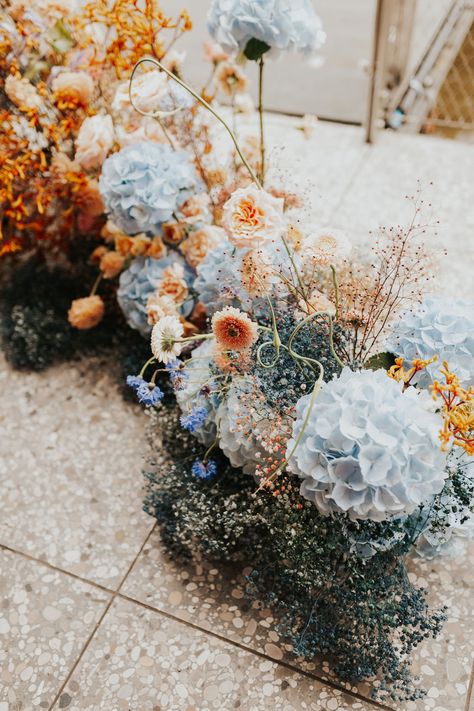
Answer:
[46,20,74,55]
[243,38,271,62]
[364,352,396,371]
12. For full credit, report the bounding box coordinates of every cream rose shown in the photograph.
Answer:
[180,225,225,268]
[75,114,114,170]
[222,184,284,248]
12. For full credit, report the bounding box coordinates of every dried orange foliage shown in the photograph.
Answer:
[431,362,474,455]
[73,0,192,77]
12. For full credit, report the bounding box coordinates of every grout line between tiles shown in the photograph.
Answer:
[464,661,474,711]
[46,522,158,711]
[1,540,389,709]
[117,590,392,711]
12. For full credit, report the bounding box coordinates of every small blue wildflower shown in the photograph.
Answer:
[191,459,218,481]
[126,375,145,391]
[166,359,188,389]
[180,406,208,433]
[136,382,164,407]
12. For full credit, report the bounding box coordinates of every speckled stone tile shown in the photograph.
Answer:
[0,354,152,588]
[53,596,378,711]
[123,531,474,710]
[0,546,110,708]
[331,131,474,299]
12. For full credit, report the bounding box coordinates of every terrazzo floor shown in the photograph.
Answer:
[1,118,473,711]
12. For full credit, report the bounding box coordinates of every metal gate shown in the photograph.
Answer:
[366,0,474,141]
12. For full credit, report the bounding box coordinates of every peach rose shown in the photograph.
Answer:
[222,184,284,248]
[75,114,114,170]
[68,295,105,330]
[157,264,188,306]
[52,71,94,106]
[99,251,125,279]
[180,225,224,268]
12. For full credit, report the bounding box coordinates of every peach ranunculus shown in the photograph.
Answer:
[240,247,274,297]
[145,235,167,260]
[68,295,105,330]
[99,251,125,279]
[179,194,211,224]
[157,263,189,306]
[75,114,114,170]
[162,222,186,245]
[180,225,225,268]
[129,234,152,257]
[146,293,178,326]
[222,184,284,248]
[52,71,94,106]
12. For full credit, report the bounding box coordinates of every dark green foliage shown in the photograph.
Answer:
[0,254,149,398]
[144,405,448,703]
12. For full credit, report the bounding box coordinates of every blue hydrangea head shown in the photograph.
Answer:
[207,0,325,59]
[99,142,201,235]
[386,297,474,387]
[194,238,253,315]
[287,368,448,522]
[117,255,194,335]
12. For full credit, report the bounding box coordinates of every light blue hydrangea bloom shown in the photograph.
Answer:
[117,255,194,335]
[386,297,474,387]
[207,0,325,59]
[175,340,221,446]
[99,142,201,235]
[287,368,448,522]
[194,238,253,315]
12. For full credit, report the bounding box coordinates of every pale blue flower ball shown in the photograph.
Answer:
[194,238,253,315]
[99,142,200,235]
[117,255,194,335]
[207,0,325,59]
[386,297,474,387]
[287,368,448,522]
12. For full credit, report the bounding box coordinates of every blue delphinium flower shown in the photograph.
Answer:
[207,0,325,60]
[99,142,201,235]
[386,297,474,387]
[127,375,163,407]
[191,459,218,480]
[287,368,448,522]
[180,406,208,433]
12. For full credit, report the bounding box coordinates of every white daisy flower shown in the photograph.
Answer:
[150,315,184,364]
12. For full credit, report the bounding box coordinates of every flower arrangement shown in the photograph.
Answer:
[127,3,473,703]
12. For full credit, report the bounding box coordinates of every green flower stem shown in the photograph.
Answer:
[129,57,262,189]
[258,56,266,186]
[89,272,102,296]
[330,264,340,319]
[139,356,157,379]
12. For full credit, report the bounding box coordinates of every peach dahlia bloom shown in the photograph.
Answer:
[212,306,258,352]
